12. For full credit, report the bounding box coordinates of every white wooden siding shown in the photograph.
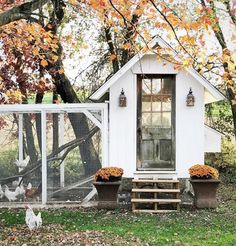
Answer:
[204,126,222,152]
[109,54,206,178]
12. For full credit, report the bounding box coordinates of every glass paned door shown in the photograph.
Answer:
[137,75,175,170]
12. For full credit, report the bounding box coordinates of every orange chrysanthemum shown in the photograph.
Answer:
[189,164,219,179]
[94,167,124,182]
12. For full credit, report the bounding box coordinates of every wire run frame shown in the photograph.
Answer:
[0,103,109,205]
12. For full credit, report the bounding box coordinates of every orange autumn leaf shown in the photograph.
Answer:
[40,59,48,67]
[47,24,53,29]
[69,0,78,5]
[110,54,117,60]
[58,68,64,74]
[32,47,39,56]
[123,42,132,49]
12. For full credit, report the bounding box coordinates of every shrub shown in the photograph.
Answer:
[205,139,236,183]
[189,164,219,179]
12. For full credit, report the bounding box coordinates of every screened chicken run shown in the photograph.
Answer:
[0,104,108,207]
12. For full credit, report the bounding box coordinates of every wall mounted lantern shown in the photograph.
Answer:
[186,88,195,106]
[119,88,127,107]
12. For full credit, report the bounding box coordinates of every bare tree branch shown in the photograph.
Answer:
[0,126,99,185]
[0,0,49,27]
[223,0,236,26]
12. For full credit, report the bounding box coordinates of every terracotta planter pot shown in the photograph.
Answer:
[190,179,220,208]
[93,181,121,209]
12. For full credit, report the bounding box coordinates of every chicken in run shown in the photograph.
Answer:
[15,155,30,170]
[0,184,4,199]
[25,182,42,202]
[4,185,18,202]
[25,204,42,231]
[15,183,26,201]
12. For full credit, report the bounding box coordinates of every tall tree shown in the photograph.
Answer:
[84,0,236,138]
[0,0,101,175]
[0,0,235,141]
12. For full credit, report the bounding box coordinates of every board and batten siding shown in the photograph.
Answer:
[204,125,222,152]
[109,69,137,177]
[109,54,205,178]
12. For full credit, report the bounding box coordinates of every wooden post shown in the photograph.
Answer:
[102,103,109,167]
[59,113,65,188]
[154,182,158,211]
[18,114,24,182]
[41,110,47,206]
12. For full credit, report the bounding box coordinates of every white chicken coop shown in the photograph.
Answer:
[0,103,108,206]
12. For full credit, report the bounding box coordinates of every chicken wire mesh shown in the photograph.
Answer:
[0,113,42,205]
[46,112,102,202]
[0,106,105,206]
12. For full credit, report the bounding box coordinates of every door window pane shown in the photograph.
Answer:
[152,79,162,94]
[152,113,162,126]
[142,79,152,94]
[142,102,151,111]
[162,112,171,127]
[142,113,151,126]
[162,78,172,94]
[162,96,171,110]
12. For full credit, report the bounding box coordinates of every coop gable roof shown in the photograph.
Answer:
[90,35,225,102]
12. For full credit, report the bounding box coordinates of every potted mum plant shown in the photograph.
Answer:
[93,167,123,209]
[189,164,220,208]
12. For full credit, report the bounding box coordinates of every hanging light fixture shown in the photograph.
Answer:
[186,88,195,106]
[119,88,127,107]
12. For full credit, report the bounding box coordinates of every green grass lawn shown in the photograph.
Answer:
[0,200,235,246]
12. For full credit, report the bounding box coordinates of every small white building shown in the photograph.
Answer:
[90,36,225,179]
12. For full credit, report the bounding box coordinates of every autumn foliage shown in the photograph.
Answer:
[189,164,219,180]
[0,0,235,136]
[94,167,123,182]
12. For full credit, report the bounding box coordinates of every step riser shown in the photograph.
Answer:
[134,172,177,180]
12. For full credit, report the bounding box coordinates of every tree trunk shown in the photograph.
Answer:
[19,83,39,166]
[201,0,236,140]
[0,0,48,27]
[23,114,38,164]
[53,71,101,175]
[35,92,44,153]
[52,92,59,152]
[227,87,236,138]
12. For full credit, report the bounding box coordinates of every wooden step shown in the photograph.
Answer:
[131,177,181,213]
[132,179,179,183]
[131,198,181,203]
[133,209,179,213]
[134,171,177,180]
[132,188,180,193]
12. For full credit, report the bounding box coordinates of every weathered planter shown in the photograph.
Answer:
[93,181,121,209]
[190,179,220,208]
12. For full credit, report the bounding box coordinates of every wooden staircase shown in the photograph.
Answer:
[131,179,181,213]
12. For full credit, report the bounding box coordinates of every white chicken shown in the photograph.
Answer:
[0,184,4,199]
[25,204,42,231]
[15,184,25,201]
[4,185,17,202]
[15,155,30,170]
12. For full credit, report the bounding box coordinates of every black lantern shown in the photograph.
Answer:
[119,88,127,107]
[186,88,195,106]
